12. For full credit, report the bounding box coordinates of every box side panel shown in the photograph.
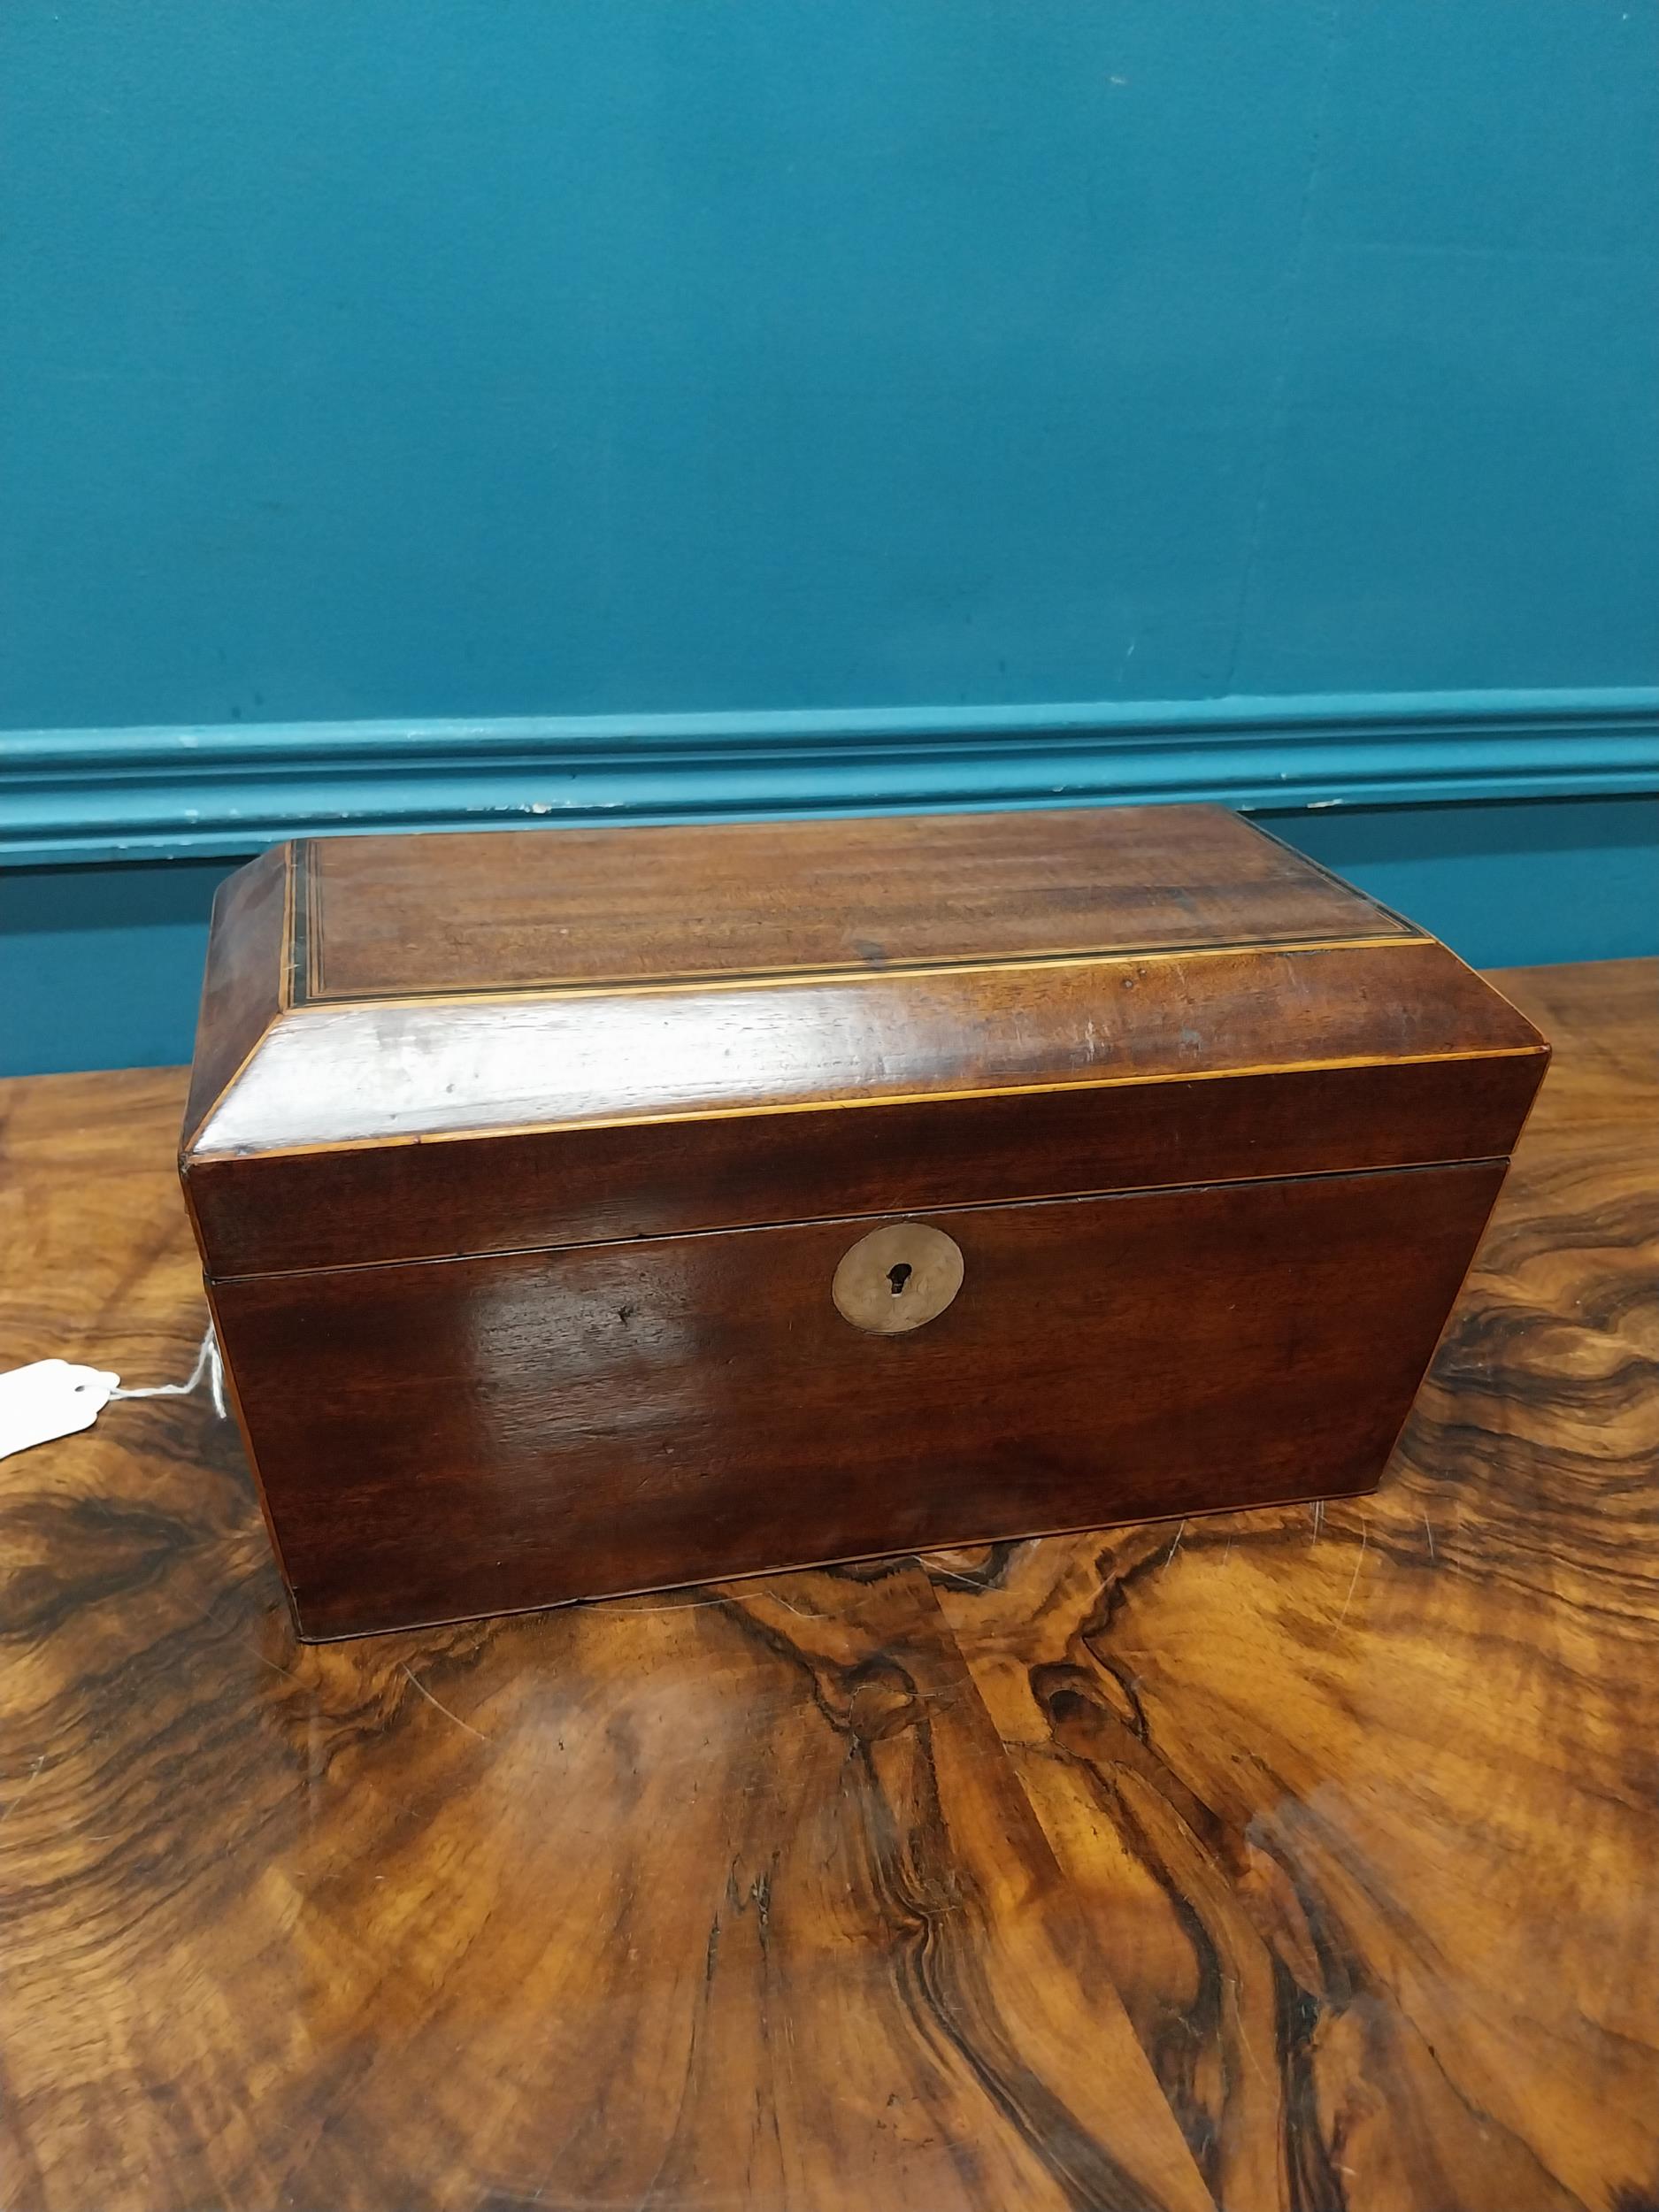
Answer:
[178,845,292,1156]
[211,1161,1507,1640]
[188,1047,1545,1277]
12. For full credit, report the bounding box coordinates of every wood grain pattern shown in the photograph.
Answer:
[299,805,1410,1002]
[211,1162,1505,1640]
[0,1077,1210,2212]
[3,957,1652,2211]
[931,959,1659,2210]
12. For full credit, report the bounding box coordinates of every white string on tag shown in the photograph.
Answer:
[0,1324,227,1463]
[110,1325,227,1420]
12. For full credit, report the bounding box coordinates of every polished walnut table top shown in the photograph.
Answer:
[1,959,1655,2212]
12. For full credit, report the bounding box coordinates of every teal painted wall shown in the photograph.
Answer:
[2,1,1655,1071]
[3,0,1655,725]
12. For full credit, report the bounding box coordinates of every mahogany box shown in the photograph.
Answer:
[180,805,1548,1640]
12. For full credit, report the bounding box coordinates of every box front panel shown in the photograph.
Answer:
[212,1163,1505,1638]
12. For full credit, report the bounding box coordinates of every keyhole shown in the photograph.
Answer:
[833,1224,963,1333]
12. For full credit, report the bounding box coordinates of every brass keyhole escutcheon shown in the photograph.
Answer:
[832,1223,964,1335]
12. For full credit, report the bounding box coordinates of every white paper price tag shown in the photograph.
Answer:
[0,1359,121,1462]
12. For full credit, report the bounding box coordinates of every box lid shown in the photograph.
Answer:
[180,805,1548,1276]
